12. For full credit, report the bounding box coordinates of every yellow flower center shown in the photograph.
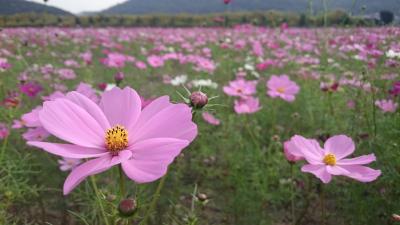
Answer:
[277,87,286,93]
[323,153,336,166]
[105,125,128,155]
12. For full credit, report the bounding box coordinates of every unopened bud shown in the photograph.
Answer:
[190,91,208,109]
[114,72,124,86]
[98,82,107,91]
[118,198,137,217]
[392,214,400,221]
[196,193,208,202]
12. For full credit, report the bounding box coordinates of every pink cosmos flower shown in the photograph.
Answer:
[23,127,50,141]
[64,59,80,68]
[0,57,11,70]
[147,55,164,68]
[202,112,220,126]
[252,41,264,57]
[223,79,258,98]
[80,51,92,65]
[266,75,300,102]
[19,82,43,98]
[234,96,262,114]
[135,61,147,70]
[28,87,197,195]
[57,69,76,80]
[58,157,82,171]
[0,123,9,139]
[290,135,381,183]
[101,52,127,68]
[375,99,398,113]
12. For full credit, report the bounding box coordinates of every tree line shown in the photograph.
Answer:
[0,10,395,28]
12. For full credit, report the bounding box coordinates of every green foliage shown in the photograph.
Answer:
[0,11,384,28]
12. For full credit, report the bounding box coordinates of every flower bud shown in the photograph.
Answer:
[189,91,208,109]
[393,214,400,221]
[196,193,208,202]
[114,72,124,86]
[118,198,137,217]
[98,82,107,91]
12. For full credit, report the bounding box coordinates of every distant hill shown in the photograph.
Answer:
[0,0,72,15]
[102,0,400,15]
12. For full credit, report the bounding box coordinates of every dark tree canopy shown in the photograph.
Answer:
[380,10,395,24]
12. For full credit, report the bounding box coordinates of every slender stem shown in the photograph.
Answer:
[320,184,326,225]
[371,88,377,137]
[90,176,110,225]
[245,116,259,150]
[0,135,9,160]
[139,175,167,225]
[191,184,198,213]
[328,92,334,116]
[119,165,126,198]
[290,164,295,225]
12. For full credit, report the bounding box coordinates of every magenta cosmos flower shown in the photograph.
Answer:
[28,87,197,195]
[19,82,43,98]
[266,75,300,102]
[223,79,258,98]
[290,135,381,183]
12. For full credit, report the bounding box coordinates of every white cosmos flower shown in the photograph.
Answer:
[190,79,218,89]
[386,49,400,59]
[171,75,188,86]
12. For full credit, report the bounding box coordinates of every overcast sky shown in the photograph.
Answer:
[29,0,127,14]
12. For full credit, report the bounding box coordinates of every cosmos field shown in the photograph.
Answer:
[0,26,399,225]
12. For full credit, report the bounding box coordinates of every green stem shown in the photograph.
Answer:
[89,176,110,225]
[140,175,167,225]
[245,116,259,150]
[290,164,295,225]
[119,165,126,198]
[328,92,334,116]
[0,136,9,161]
[320,184,326,225]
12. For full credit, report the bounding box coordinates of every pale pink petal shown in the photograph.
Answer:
[131,103,197,143]
[337,154,376,165]
[133,96,170,129]
[39,99,105,148]
[66,92,110,130]
[324,135,355,159]
[28,141,107,159]
[63,150,132,195]
[122,138,189,183]
[283,139,304,159]
[100,87,141,130]
[301,164,332,183]
[282,94,295,102]
[326,165,350,175]
[340,165,381,182]
[291,135,324,164]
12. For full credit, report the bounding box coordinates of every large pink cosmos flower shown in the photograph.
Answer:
[266,75,300,102]
[223,79,258,98]
[290,135,381,183]
[28,87,197,195]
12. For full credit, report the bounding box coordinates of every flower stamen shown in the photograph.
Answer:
[277,87,286,93]
[323,153,336,166]
[105,125,128,155]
